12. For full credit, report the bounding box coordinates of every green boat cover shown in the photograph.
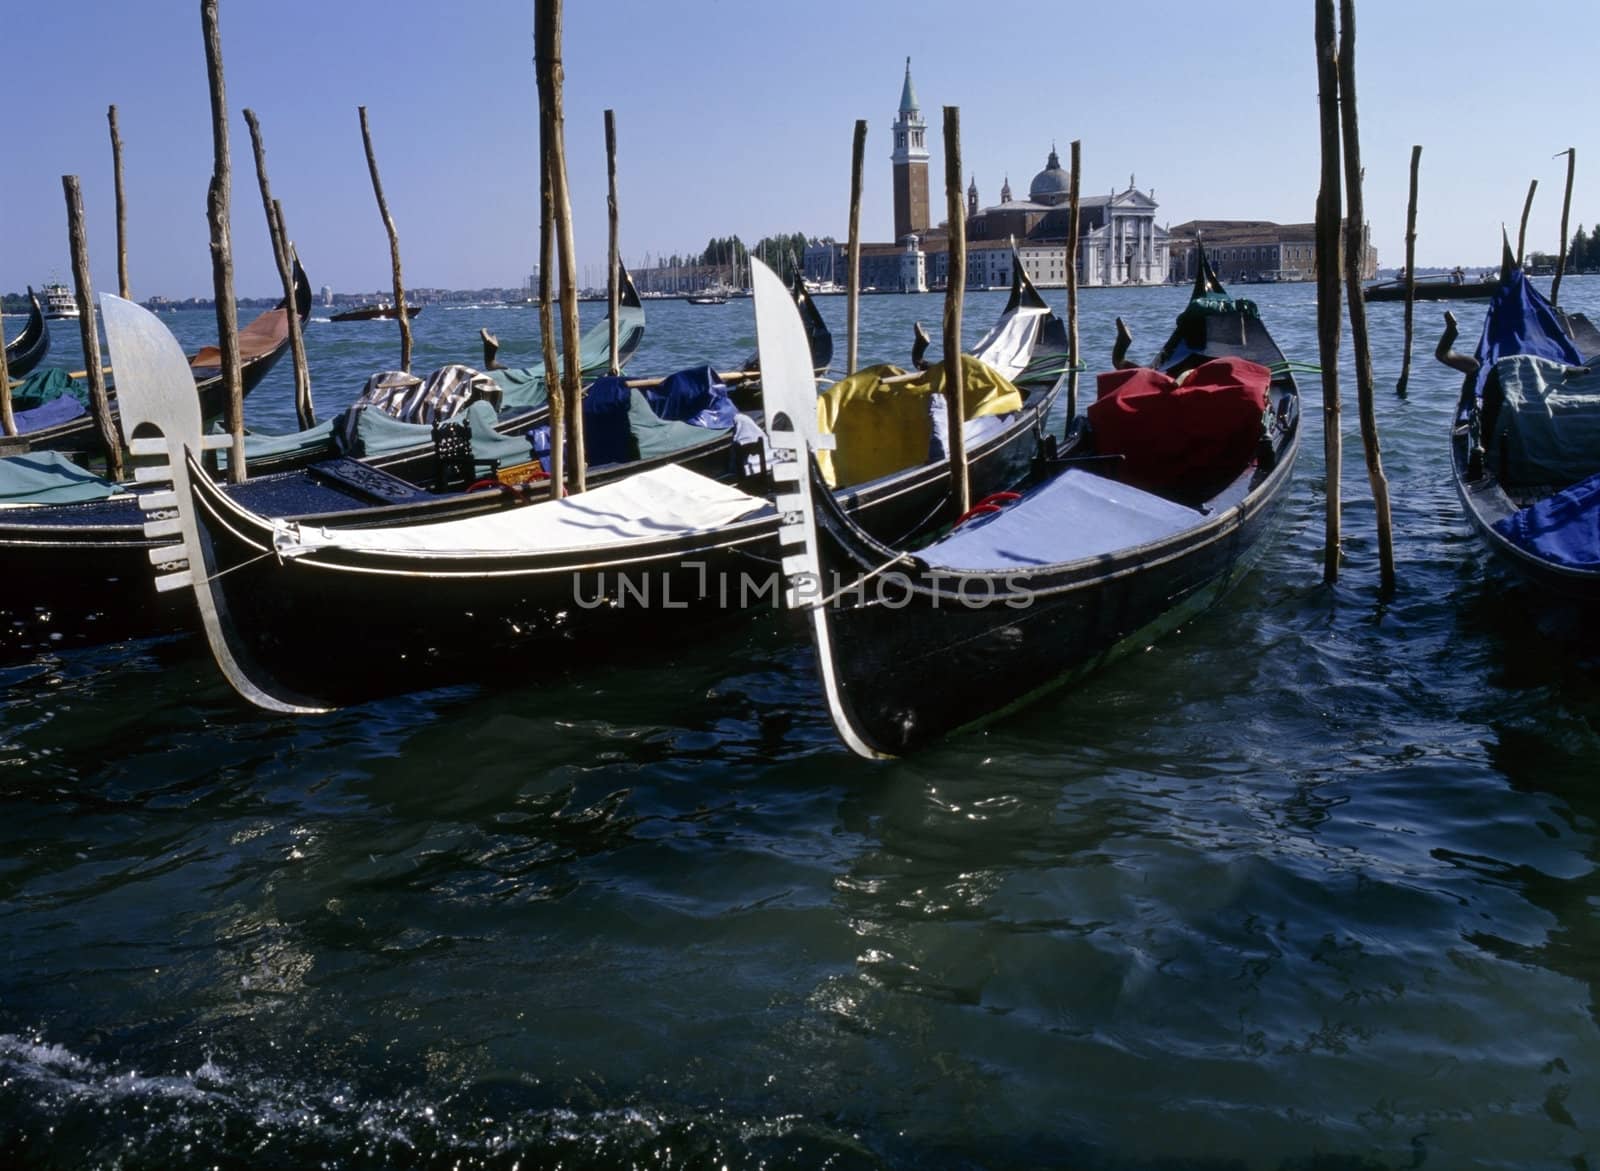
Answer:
[212,418,339,470]
[347,399,532,467]
[1491,355,1600,487]
[488,367,550,410]
[625,388,730,461]
[487,302,645,408]
[0,450,115,504]
[8,367,87,411]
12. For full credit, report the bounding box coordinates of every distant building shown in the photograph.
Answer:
[1167,219,1376,283]
[802,60,1169,293]
[890,58,930,243]
[320,285,332,307]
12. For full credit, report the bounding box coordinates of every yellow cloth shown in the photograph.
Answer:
[814,355,1024,488]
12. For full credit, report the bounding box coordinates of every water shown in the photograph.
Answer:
[2,279,1598,1169]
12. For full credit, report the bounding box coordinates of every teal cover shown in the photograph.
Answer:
[8,367,86,411]
[625,388,728,461]
[349,399,530,467]
[0,450,114,504]
[488,367,550,410]
[1491,355,1600,487]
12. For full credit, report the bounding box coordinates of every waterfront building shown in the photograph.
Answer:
[1166,220,1376,283]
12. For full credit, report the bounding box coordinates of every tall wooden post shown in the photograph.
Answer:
[1516,178,1537,265]
[604,108,620,376]
[243,108,314,428]
[1552,147,1575,309]
[941,106,970,518]
[1396,144,1421,396]
[63,176,124,481]
[1338,0,1394,594]
[201,0,246,483]
[1313,0,1342,583]
[358,106,411,374]
[537,151,564,498]
[536,0,585,494]
[108,104,130,300]
[1066,139,1081,423]
[0,274,12,437]
[846,119,866,374]
[275,199,314,426]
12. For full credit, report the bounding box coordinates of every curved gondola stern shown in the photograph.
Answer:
[750,258,890,760]
[98,293,330,715]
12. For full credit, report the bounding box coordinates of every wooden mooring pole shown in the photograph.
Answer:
[200,0,246,483]
[537,150,564,498]
[108,104,130,300]
[846,119,866,374]
[0,268,12,436]
[1066,139,1081,424]
[1338,0,1394,594]
[358,106,412,374]
[1396,144,1421,396]
[1552,147,1575,310]
[1516,178,1537,265]
[62,175,123,481]
[243,109,314,428]
[1313,0,1342,584]
[941,106,969,519]
[604,108,620,376]
[536,0,585,494]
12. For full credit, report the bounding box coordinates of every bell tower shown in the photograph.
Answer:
[891,57,929,241]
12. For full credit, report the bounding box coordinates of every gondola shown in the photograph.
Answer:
[241,264,650,478]
[98,259,1065,709]
[1363,273,1499,303]
[1435,241,1600,603]
[2,289,50,378]
[0,260,313,459]
[330,303,424,322]
[756,245,1301,758]
[0,267,831,658]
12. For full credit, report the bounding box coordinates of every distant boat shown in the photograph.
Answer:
[1363,272,1497,302]
[330,303,424,322]
[686,294,727,306]
[40,282,79,320]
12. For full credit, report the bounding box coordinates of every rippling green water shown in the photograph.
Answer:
[2,279,1597,1169]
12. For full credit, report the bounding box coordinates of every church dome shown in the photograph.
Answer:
[1028,148,1070,205]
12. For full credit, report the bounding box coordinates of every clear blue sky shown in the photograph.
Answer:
[3,0,1596,299]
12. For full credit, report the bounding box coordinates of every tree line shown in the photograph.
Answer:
[653,233,820,284]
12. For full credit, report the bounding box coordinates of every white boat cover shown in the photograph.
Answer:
[970,301,1046,380]
[919,467,1205,570]
[271,463,771,559]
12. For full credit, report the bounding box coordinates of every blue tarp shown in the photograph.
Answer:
[1492,470,1600,570]
[13,395,87,432]
[1473,267,1582,401]
[527,376,633,470]
[9,367,86,413]
[0,450,115,504]
[641,366,739,430]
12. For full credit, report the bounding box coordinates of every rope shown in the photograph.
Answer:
[802,550,915,612]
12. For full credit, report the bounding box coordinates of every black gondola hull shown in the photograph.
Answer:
[180,376,1059,704]
[3,291,51,378]
[804,405,1297,756]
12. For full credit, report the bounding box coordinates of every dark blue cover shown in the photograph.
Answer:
[642,366,738,430]
[1474,268,1583,401]
[1492,470,1600,570]
[527,375,635,471]
[14,394,88,432]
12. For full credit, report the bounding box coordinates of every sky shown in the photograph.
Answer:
[4,0,1598,300]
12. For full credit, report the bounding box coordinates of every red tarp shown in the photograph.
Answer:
[1086,356,1270,497]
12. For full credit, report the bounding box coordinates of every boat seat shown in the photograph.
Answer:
[306,457,435,505]
[432,418,500,491]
